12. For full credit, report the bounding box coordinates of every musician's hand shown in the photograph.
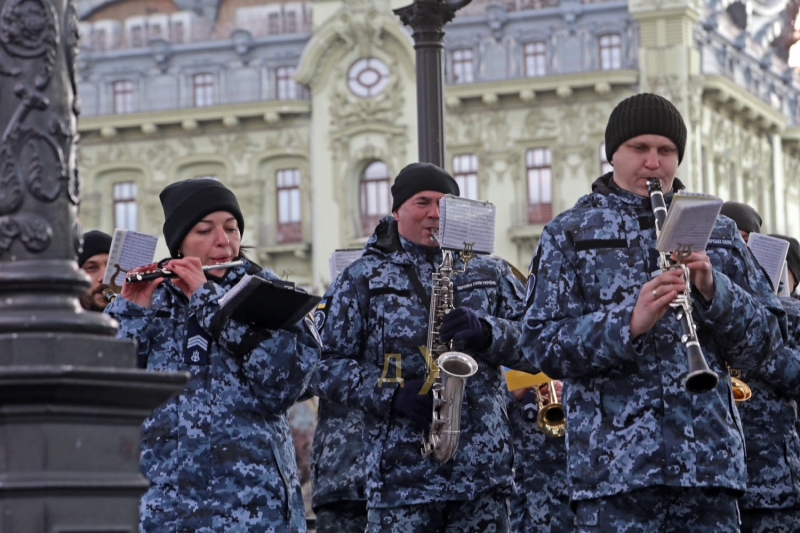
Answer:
[630,269,686,339]
[164,257,206,299]
[538,380,562,403]
[121,263,163,309]
[439,307,489,349]
[674,250,714,302]
[391,379,433,429]
[511,387,531,401]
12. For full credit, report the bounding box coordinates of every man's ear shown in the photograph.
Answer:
[392,210,400,221]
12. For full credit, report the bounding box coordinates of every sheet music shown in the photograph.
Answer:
[438,195,495,254]
[102,229,159,288]
[747,233,790,292]
[329,248,364,282]
[655,193,722,254]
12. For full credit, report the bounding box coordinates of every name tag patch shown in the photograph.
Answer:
[707,237,734,249]
[455,280,497,292]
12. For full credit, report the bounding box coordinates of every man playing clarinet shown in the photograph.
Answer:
[521,93,786,532]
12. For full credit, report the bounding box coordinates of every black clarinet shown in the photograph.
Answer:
[647,179,719,394]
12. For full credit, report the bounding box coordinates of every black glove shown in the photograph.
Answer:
[390,378,433,429]
[439,307,490,349]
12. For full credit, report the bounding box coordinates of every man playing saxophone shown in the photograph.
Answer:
[521,93,785,532]
[312,163,537,533]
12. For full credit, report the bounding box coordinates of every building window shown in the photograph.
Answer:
[172,21,185,43]
[276,169,302,244]
[113,182,138,231]
[523,41,547,77]
[347,57,390,98]
[268,12,281,34]
[92,28,107,51]
[360,161,391,236]
[452,154,478,201]
[452,48,474,84]
[599,143,613,175]
[285,11,297,33]
[193,73,214,107]
[598,34,622,70]
[526,148,552,224]
[130,25,144,47]
[112,80,135,114]
[276,66,298,100]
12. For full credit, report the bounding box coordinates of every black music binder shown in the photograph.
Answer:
[218,274,321,330]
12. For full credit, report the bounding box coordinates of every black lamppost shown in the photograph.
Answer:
[394,0,472,168]
[0,0,186,528]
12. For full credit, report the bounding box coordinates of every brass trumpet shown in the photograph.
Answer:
[729,368,752,404]
[535,381,566,438]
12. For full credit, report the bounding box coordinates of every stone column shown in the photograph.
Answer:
[0,0,187,529]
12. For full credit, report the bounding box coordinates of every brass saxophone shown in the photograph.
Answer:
[420,248,479,463]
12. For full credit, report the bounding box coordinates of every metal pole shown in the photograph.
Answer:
[0,0,187,528]
[394,0,471,168]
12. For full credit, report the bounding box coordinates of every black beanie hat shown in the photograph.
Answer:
[78,230,112,267]
[391,163,460,212]
[769,234,800,291]
[605,93,687,164]
[160,178,244,257]
[720,201,762,235]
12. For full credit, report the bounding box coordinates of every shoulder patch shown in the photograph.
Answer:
[524,247,541,309]
[304,314,322,346]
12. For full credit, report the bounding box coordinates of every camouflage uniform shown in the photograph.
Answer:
[314,216,534,530]
[506,389,573,533]
[106,259,319,533]
[738,296,800,532]
[309,398,367,533]
[521,175,785,528]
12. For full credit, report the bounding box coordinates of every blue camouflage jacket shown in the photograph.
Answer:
[106,259,319,532]
[314,216,534,508]
[506,389,572,533]
[738,296,800,510]
[521,174,785,503]
[309,398,366,509]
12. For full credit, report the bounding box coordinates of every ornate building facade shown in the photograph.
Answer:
[76,0,800,291]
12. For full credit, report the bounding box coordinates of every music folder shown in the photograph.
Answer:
[218,274,321,330]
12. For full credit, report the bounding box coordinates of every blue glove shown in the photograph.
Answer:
[391,378,433,429]
[521,389,538,422]
[439,307,490,349]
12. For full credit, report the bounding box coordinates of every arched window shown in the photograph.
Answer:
[276,168,302,243]
[113,181,138,230]
[113,80,135,114]
[598,34,622,70]
[360,161,391,236]
[452,154,478,200]
[526,148,552,224]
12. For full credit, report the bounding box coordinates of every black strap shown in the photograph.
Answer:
[402,263,431,315]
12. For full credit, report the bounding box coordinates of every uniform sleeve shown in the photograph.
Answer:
[105,294,158,368]
[191,277,320,414]
[476,261,539,373]
[520,226,641,379]
[744,300,800,400]
[312,270,396,420]
[692,231,786,372]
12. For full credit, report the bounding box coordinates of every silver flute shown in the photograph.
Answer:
[125,260,244,283]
